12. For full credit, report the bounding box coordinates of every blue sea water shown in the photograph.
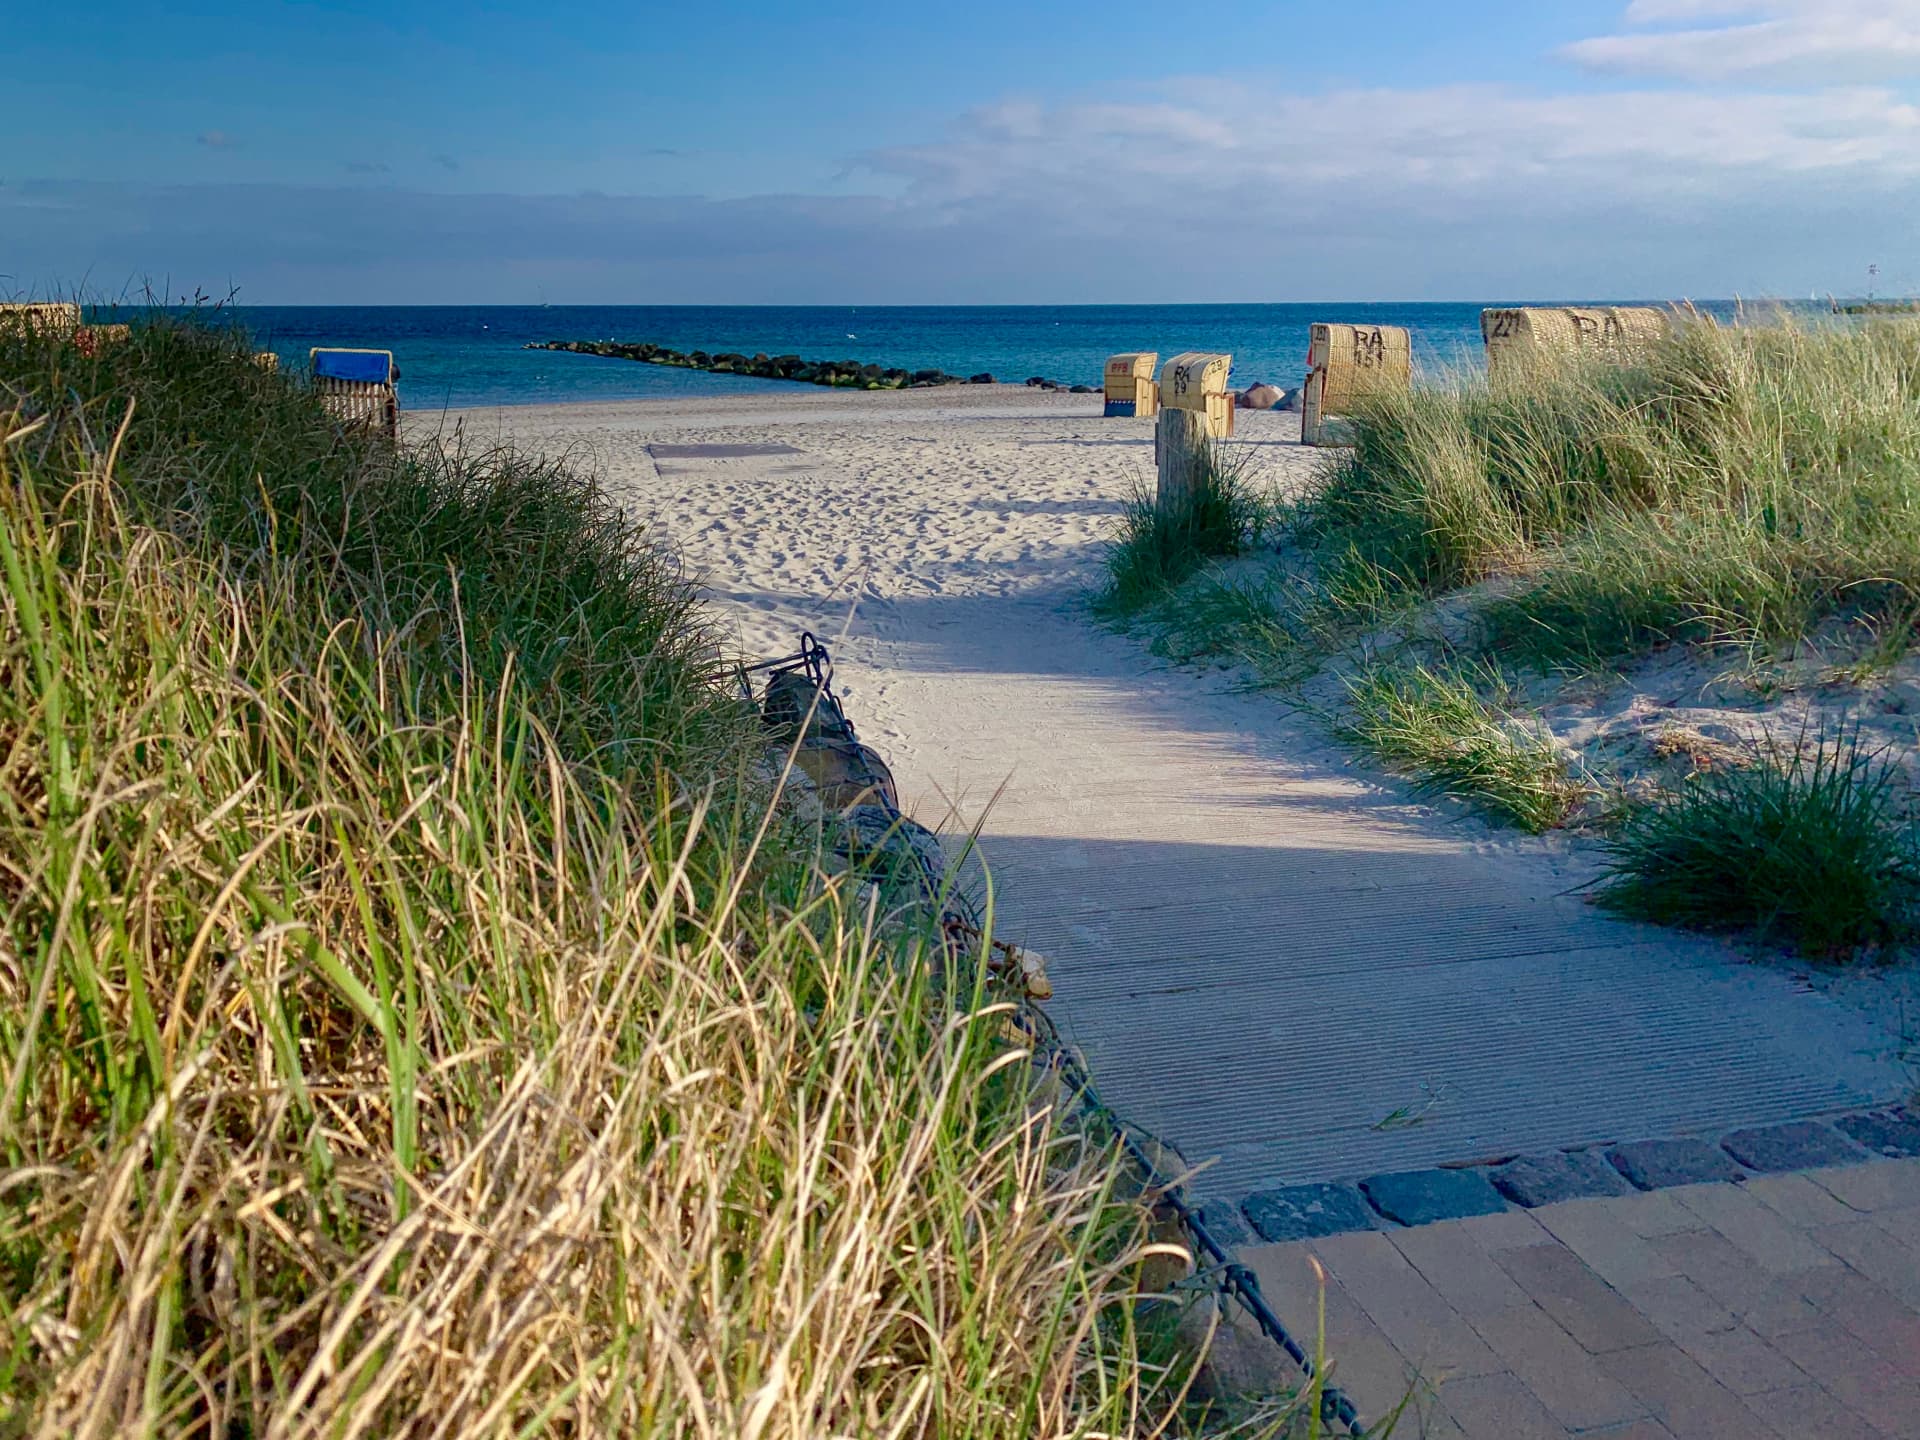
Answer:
[209,302,1744,412]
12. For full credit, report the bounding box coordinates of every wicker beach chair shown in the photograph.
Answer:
[0,303,84,340]
[1102,352,1159,417]
[1159,352,1235,438]
[1301,323,1411,446]
[310,347,399,438]
[73,323,132,357]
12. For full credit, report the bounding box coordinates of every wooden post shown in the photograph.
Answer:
[1155,407,1209,514]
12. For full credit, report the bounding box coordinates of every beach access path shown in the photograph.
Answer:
[441,385,1920,1434]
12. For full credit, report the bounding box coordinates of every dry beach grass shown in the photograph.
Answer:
[0,321,1252,1438]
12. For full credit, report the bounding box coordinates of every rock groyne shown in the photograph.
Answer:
[528,339,1092,393]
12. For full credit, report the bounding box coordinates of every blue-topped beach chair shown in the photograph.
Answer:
[310,347,399,438]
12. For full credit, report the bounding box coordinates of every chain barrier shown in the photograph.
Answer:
[741,635,1370,1438]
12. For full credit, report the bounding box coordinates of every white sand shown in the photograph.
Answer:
[437,384,1906,1200]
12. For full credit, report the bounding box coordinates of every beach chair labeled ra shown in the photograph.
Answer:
[1481,307,1668,382]
[1159,351,1234,438]
[310,347,399,438]
[1302,323,1411,446]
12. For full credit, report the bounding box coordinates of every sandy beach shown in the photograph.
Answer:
[437,384,1906,1200]
[436,384,1315,807]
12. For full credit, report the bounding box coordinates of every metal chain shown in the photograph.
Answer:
[746,636,1371,1438]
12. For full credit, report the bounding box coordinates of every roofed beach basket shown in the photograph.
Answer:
[1302,322,1411,446]
[1103,352,1159,418]
[311,347,399,439]
[1159,352,1234,438]
[73,323,131,357]
[1481,306,1668,381]
[0,303,83,340]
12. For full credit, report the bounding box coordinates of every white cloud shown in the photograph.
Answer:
[864,80,1920,222]
[1565,1,1920,82]
[16,64,1920,302]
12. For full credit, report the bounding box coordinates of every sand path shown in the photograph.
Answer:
[443,385,1903,1203]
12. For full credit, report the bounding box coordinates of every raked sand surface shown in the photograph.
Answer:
[437,384,1907,1203]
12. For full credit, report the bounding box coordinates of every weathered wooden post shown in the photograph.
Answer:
[1301,322,1411,446]
[1154,407,1210,514]
[1155,352,1232,513]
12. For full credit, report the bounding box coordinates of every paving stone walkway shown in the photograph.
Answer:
[1249,1155,1920,1438]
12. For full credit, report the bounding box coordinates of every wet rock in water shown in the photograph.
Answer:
[968,372,995,384]
[528,339,978,391]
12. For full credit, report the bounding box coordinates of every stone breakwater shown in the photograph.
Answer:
[527,339,1094,393]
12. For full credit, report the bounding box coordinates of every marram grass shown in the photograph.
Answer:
[0,319,1265,1438]
[1338,661,1585,833]
[1597,728,1920,959]
[1097,442,1268,616]
[1305,315,1920,665]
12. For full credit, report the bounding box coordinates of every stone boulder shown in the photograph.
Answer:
[1238,383,1285,410]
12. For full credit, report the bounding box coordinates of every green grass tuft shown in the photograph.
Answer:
[1096,441,1266,615]
[1596,727,1920,958]
[1339,661,1587,832]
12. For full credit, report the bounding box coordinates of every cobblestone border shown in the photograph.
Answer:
[1237,1104,1920,1242]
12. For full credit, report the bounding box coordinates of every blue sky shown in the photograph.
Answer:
[8,1,1920,302]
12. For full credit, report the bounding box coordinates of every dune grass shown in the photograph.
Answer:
[1267,320,1920,950]
[1597,729,1920,958]
[1304,315,1920,667]
[1338,661,1586,833]
[1097,442,1268,616]
[0,319,1238,1436]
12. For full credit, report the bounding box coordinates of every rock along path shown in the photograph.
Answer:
[447,385,1905,1207]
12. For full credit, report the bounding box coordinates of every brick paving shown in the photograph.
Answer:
[1242,1157,1920,1438]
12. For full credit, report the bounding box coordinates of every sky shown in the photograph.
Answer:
[6,0,1920,304]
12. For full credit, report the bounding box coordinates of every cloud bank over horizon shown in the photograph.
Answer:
[8,3,1920,304]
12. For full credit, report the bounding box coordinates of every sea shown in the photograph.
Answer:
[207,302,1754,412]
